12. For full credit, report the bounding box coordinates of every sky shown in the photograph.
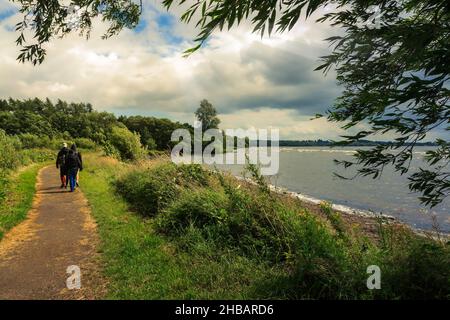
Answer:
[0,1,446,141]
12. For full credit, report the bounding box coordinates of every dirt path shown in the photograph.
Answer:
[0,166,105,300]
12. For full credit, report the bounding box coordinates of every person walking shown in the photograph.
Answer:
[56,142,69,188]
[66,144,83,192]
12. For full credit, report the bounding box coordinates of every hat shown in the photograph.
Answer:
[63,142,68,148]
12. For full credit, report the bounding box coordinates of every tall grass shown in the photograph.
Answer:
[0,164,44,240]
[114,158,450,299]
[81,154,285,299]
[0,129,56,220]
[115,162,209,216]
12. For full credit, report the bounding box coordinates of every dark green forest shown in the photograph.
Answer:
[0,98,192,152]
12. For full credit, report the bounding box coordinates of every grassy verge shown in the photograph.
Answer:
[0,163,48,240]
[82,153,450,300]
[81,153,279,299]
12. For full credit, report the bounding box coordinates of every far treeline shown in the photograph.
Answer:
[0,97,439,154]
[277,140,437,147]
[0,97,192,154]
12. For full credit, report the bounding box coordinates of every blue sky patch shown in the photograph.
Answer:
[134,19,148,33]
[157,13,183,45]
[134,9,184,46]
[156,13,174,28]
[0,9,16,21]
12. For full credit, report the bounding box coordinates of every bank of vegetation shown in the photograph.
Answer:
[0,98,191,156]
[0,130,55,239]
[80,149,449,299]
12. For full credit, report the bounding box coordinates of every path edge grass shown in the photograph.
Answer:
[0,163,50,240]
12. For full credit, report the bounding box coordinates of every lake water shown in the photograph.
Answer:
[214,147,450,233]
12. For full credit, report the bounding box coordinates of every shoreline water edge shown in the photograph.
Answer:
[233,176,450,238]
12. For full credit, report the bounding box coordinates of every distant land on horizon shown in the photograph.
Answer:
[258,139,438,147]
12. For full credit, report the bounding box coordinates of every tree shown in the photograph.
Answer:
[0,98,120,140]
[195,99,220,131]
[107,126,146,161]
[12,0,142,65]
[10,1,450,207]
[118,115,192,150]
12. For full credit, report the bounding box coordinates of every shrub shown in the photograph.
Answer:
[74,138,97,150]
[91,132,107,145]
[115,163,210,217]
[155,171,349,266]
[148,149,169,158]
[107,126,145,161]
[18,134,61,150]
[369,225,450,299]
[0,129,21,171]
[20,149,55,166]
[0,130,59,206]
[19,134,48,149]
[115,167,178,216]
[0,170,9,202]
[146,137,157,150]
[156,190,229,234]
[102,140,121,159]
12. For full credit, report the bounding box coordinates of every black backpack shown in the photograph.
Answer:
[57,154,65,166]
[57,148,68,166]
[66,150,79,168]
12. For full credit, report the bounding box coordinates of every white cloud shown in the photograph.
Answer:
[220,108,347,140]
[0,1,359,140]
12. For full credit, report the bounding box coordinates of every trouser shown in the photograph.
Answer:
[68,168,79,192]
[60,167,68,186]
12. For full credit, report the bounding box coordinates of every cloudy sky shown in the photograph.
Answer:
[0,1,445,141]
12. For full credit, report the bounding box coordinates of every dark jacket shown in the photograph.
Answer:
[56,147,69,168]
[66,149,83,171]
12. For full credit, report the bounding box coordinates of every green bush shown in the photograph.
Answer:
[118,162,350,265]
[146,137,157,150]
[367,226,450,299]
[151,168,343,266]
[18,133,62,150]
[148,149,168,158]
[91,132,107,145]
[115,163,209,217]
[0,129,21,171]
[106,126,145,161]
[115,167,178,216]
[156,190,229,234]
[102,140,121,159]
[0,170,9,202]
[20,149,55,166]
[0,131,58,202]
[74,137,97,150]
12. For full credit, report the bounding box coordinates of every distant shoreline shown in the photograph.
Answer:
[234,175,396,220]
[262,140,437,147]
